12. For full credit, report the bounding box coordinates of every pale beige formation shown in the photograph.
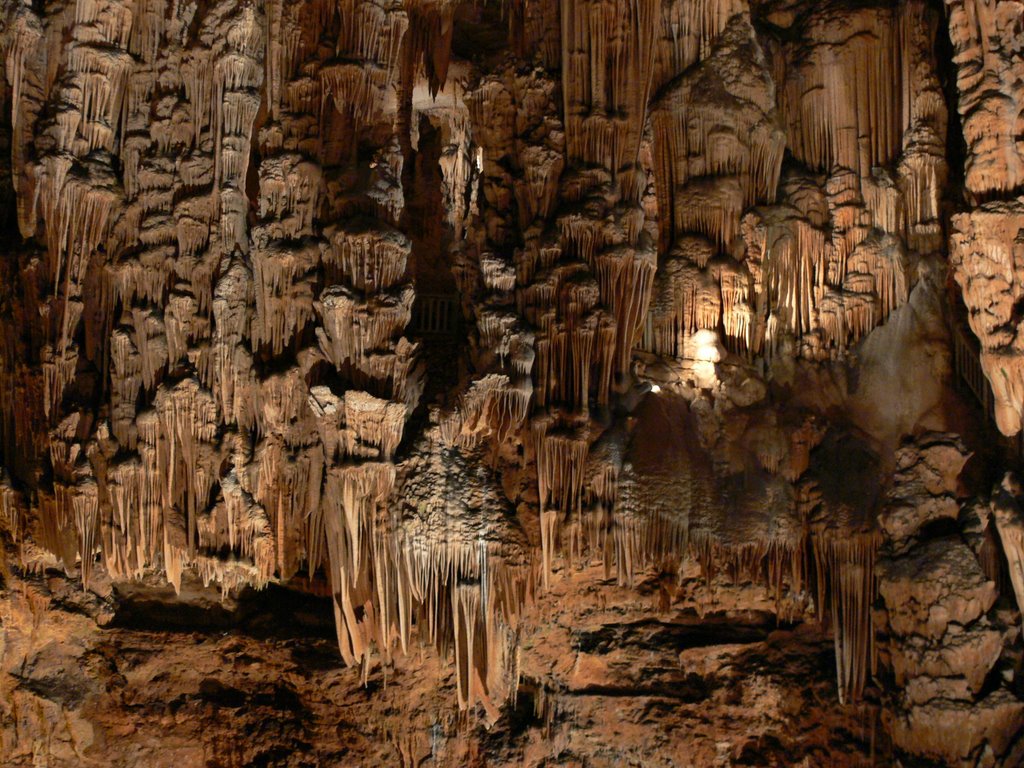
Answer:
[0,0,1023,765]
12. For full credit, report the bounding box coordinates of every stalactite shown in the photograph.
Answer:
[612,422,808,611]
[846,234,908,323]
[945,0,1024,197]
[446,374,530,449]
[0,0,972,737]
[0,474,24,546]
[322,461,395,665]
[102,456,149,580]
[109,328,142,448]
[561,0,658,177]
[212,6,263,252]
[322,221,410,293]
[513,147,563,230]
[780,5,905,179]
[718,261,754,354]
[951,201,1024,436]
[257,155,322,240]
[480,254,517,294]
[6,6,45,239]
[250,235,319,355]
[320,64,391,132]
[594,240,657,376]
[532,416,591,584]
[650,14,784,254]
[641,248,723,359]
[253,436,323,581]
[402,0,457,100]
[263,0,328,123]
[316,285,415,369]
[738,204,830,353]
[72,479,99,588]
[811,531,879,704]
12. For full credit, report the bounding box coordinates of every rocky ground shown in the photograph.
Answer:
[2,558,894,767]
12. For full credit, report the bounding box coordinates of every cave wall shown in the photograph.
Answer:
[0,0,1023,764]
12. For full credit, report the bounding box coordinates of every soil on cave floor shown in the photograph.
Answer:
[1,562,887,767]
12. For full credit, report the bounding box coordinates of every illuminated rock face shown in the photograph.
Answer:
[947,0,1024,438]
[0,0,1023,765]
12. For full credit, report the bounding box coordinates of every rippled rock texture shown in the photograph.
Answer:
[1,0,1024,765]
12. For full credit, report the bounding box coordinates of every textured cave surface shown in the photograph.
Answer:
[2,0,1024,765]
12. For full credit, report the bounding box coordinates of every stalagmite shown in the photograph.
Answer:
[872,435,1024,764]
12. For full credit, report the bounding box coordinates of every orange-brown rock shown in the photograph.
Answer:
[0,0,1023,764]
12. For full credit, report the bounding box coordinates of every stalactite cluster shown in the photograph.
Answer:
[947,0,1024,438]
[2,0,1024,763]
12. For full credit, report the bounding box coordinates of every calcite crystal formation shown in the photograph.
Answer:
[0,0,1023,764]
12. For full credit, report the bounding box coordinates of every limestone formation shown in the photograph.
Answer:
[0,0,1023,764]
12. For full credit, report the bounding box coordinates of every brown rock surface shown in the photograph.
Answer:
[0,0,1022,764]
